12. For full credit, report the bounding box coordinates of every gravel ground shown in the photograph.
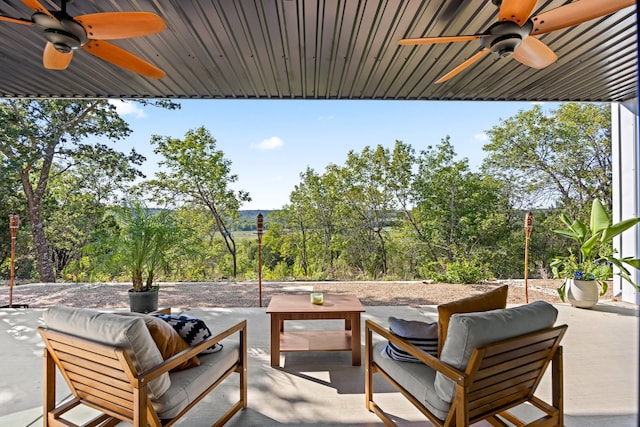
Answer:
[0,279,615,309]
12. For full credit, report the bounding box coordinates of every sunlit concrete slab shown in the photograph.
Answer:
[0,302,637,426]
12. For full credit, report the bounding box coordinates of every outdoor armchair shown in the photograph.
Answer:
[38,305,247,427]
[365,301,567,426]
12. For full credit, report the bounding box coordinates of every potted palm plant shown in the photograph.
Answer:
[550,199,640,308]
[103,201,179,312]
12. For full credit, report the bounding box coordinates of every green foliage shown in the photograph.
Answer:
[442,259,492,284]
[3,102,625,288]
[417,258,491,284]
[146,126,250,277]
[409,137,510,264]
[87,201,182,291]
[551,199,640,301]
[482,103,611,215]
[0,98,177,282]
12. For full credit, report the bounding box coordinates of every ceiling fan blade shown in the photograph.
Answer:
[435,48,489,83]
[0,15,33,25]
[76,12,166,40]
[82,40,165,79]
[531,0,636,35]
[43,42,73,70]
[399,35,482,45]
[499,0,538,25]
[512,37,557,69]
[21,0,55,18]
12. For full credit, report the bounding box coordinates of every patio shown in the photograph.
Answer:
[0,301,637,426]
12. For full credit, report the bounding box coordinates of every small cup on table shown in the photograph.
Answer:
[310,292,324,305]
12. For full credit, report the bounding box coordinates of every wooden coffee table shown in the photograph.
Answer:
[266,294,365,367]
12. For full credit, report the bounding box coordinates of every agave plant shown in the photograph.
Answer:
[550,199,640,301]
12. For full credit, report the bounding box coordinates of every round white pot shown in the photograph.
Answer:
[566,279,599,309]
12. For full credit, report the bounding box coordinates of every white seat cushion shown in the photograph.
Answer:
[373,341,451,420]
[153,339,240,419]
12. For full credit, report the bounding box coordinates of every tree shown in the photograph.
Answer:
[482,103,611,217]
[147,127,251,277]
[410,137,509,281]
[0,99,176,282]
[284,167,342,278]
[335,145,397,278]
[282,190,313,277]
[44,152,146,279]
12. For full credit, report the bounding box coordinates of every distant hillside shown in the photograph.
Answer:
[234,210,278,231]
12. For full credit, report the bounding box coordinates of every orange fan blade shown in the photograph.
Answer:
[82,40,165,79]
[21,0,55,18]
[76,12,166,40]
[531,0,636,35]
[399,35,481,45]
[0,15,33,25]
[499,0,538,25]
[513,37,557,69]
[43,42,73,70]
[435,48,489,83]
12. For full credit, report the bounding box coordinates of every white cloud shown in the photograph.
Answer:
[108,100,146,118]
[474,132,488,141]
[252,136,284,151]
[317,115,335,121]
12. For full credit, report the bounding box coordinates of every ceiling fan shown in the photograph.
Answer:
[0,0,166,78]
[399,0,636,83]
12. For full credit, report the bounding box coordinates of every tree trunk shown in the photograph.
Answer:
[376,228,388,275]
[300,224,308,276]
[231,241,238,278]
[29,205,56,282]
[21,169,56,283]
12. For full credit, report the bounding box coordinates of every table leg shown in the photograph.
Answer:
[344,318,352,331]
[270,314,281,367]
[351,313,361,366]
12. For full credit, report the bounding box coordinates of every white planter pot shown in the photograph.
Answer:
[566,279,599,309]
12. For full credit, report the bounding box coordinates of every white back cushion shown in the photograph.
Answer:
[435,301,558,402]
[43,305,170,399]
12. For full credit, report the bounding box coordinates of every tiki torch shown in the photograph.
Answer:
[257,213,264,307]
[524,212,533,303]
[9,214,20,308]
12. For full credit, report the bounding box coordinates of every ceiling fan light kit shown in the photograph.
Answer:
[34,13,88,53]
[0,0,166,78]
[481,21,533,57]
[399,0,636,83]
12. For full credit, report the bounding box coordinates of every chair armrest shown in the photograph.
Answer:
[140,320,247,381]
[366,319,466,385]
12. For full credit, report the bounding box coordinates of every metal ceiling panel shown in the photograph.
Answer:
[0,0,636,101]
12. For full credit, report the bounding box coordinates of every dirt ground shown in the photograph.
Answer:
[0,279,616,309]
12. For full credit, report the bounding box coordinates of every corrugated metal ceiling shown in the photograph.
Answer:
[0,0,636,101]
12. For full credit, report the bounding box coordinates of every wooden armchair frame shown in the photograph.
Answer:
[365,319,567,427]
[39,314,247,427]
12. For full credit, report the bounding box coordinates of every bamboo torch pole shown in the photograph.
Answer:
[257,213,264,307]
[524,212,533,303]
[9,214,20,308]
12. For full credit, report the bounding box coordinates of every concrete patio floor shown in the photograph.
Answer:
[0,301,637,426]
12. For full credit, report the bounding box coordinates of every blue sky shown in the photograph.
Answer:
[110,99,554,210]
